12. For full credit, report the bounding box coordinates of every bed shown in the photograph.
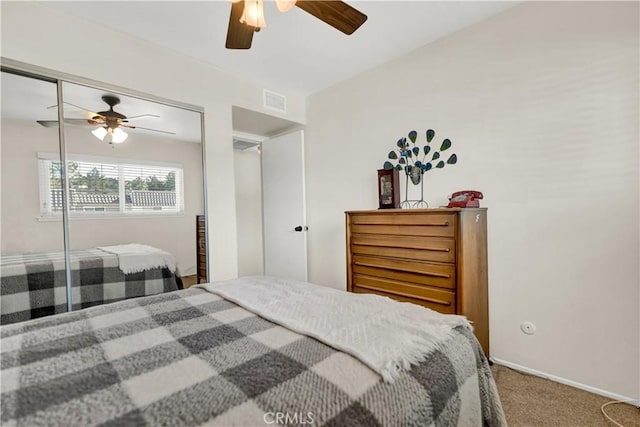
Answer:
[0,276,505,426]
[0,244,182,325]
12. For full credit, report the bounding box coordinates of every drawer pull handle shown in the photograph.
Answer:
[354,261,451,278]
[421,247,450,252]
[356,284,451,306]
[354,242,450,252]
[351,221,450,226]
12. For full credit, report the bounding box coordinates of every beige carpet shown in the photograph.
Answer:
[492,365,639,427]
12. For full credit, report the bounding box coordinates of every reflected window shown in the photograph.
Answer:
[38,153,184,217]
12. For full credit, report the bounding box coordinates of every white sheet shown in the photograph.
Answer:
[198,276,471,382]
[97,244,176,275]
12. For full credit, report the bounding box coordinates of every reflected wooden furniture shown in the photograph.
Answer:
[181,275,198,289]
[345,208,489,356]
[197,215,207,283]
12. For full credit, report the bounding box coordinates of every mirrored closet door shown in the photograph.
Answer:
[61,81,204,310]
[1,71,68,323]
[0,65,206,324]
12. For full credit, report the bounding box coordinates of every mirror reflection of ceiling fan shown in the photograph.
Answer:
[226,0,367,49]
[37,95,175,144]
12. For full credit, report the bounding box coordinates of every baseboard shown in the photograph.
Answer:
[491,357,640,407]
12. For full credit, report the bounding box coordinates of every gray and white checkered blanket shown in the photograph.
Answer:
[0,286,506,426]
[1,249,180,325]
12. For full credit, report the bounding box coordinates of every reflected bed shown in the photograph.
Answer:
[0,246,181,325]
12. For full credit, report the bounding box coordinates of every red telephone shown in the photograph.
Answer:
[447,190,483,208]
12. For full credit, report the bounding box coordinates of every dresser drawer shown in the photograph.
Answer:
[352,255,455,289]
[353,274,455,312]
[349,213,456,238]
[351,235,455,264]
[352,286,455,314]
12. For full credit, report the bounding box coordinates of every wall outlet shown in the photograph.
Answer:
[520,321,536,335]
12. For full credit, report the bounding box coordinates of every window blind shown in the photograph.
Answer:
[37,153,184,217]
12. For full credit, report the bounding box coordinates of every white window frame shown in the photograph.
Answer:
[37,152,185,220]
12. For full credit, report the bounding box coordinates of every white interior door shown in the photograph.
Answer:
[261,130,307,281]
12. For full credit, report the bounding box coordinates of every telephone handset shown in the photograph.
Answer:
[447,190,483,208]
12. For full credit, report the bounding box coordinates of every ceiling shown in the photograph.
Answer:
[43,1,519,97]
[1,71,203,143]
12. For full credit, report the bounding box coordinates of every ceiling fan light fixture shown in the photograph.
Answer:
[92,126,109,141]
[92,126,127,144]
[240,0,266,28]
[111,128,128,144]
[276,0,296,12]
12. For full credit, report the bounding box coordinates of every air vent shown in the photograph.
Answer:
[263,89,287,113]
[233,138,260,151]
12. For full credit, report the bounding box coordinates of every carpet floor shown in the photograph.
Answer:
[492,365,639,426]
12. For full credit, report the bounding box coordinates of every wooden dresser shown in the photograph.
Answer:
[345,208,489,356]
[196,215,207,284]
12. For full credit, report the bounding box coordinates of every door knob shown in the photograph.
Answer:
[294,226,308,232]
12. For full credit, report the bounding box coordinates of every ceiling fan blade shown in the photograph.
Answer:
[295,0,367,35]
[36,120,60,128]
[64,118,98,126]
[125,114,160,120]
[226,1,255,49]
[47,101,102,117]
[36,118,100,128]
[121,124,176,135]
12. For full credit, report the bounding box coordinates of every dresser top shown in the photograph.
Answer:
[345,208,487,214]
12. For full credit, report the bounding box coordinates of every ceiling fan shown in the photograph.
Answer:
[37,95,175,144]
[226,0,367,49]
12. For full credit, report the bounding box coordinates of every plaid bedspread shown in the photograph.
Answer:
[0,286,506,426]
[1,249,180,325]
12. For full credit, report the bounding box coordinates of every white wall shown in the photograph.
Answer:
[0,1,306,281]
[1,119,203,275]
[305,1,639,400]
[234,147,264,276]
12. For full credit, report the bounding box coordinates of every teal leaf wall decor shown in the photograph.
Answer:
[381,128,458,180]
[426,129,435,142]
[408,130,417,143]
